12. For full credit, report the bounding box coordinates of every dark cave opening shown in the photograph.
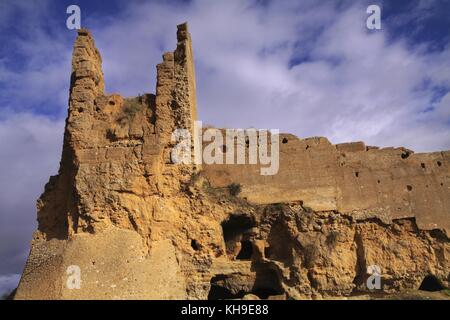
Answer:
[191,239,200,251]
[236,240,253,260]
[419,275,444,292]
[222,214,255,259]
[222,214,255,242]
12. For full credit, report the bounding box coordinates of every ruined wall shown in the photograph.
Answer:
[203,136,450,234]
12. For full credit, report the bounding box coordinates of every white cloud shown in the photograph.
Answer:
[0,274,20,297]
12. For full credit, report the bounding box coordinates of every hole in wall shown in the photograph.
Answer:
[109,100,115,106]
[282,138,288,144]
[419,275,443,292]
[191,239,200,251]
[236,240,253,260]
[377,180,381,184]
[437,161,442,167]
[222,214,255,259]
[222,214,255,242]
[264,246,271,258]
[266,216,294,264]
[355,172,359,178]
[305,145,310,150]
[401,151,410,159]
[406,185,413,191]
[421,163,426,169]
[222,145,227,153]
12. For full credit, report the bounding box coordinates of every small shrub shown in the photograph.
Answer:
[118,98,144,124]
[124,100,143,118]
[203,180,215,193]
[228,183,242,196]
[326,231,340,248]
[271,203,284,211]
[188,171,202,186]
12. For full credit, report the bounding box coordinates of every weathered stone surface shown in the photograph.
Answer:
[15,23,449,300]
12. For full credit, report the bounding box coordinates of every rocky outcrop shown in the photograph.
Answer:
[15,23,449,300]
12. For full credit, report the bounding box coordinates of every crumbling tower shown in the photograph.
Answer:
[156,22,199,172]
[16,23,202,299]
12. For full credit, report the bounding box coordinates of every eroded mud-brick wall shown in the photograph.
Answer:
[203,137,450,233]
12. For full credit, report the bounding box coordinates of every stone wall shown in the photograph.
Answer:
[203,135,450,234]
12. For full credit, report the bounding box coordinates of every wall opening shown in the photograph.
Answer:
[191,239,200,251]
[222,214,254,242]
[406,185,413,192]
[401,151,410,159]
[421,163,426,169]
[282,138,288,144]
[236,240,253,260]
[419,275,443,292]
[266,216,294,264]
[437,161,442,167]
[222,214,255,259]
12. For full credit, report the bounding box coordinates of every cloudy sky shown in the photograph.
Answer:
[0,0,449,296]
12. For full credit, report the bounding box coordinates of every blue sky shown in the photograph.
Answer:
[0,0,449,296]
